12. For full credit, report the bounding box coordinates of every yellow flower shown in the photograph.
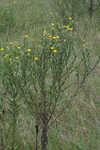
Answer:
[48,35,52,38]
[16,56,19,60]
[65,25,73,31]
[52,36,56,40]
[17,46,21,49]
[0,48,5,51]
[82,44,86,48]
[69,17,72,21]
[34,57,38,61]
[51,23,55,27]
[56,35,60,39]
[65,25,69,29]
[9,58,13,64]
[53,50,57,53]
[4,53,8,58]
[24,34,29,38]
[50,46,54,50]
[9,42,14,45]
[68,27,73,31]
[27,48,31,52]
[28,53,31,56]
[43,30,47,36]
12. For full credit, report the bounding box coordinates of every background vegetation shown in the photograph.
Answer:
[0,0,100,150]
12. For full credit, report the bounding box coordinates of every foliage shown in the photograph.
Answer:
[0,0,100,150]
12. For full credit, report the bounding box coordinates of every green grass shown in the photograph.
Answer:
[0,0,100,150]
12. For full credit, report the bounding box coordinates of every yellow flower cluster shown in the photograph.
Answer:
[27,48,31,56]
[43,25,60,40]
[50,46,57,53]
[0,19,75,65]
[52,35,60,39]
[45,34,60,40]
[0,43,40,64]
[65,25,73,31]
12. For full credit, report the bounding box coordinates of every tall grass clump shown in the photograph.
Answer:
[0,6,15,33]
[0,91,5,150]
[0,0,52,40]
